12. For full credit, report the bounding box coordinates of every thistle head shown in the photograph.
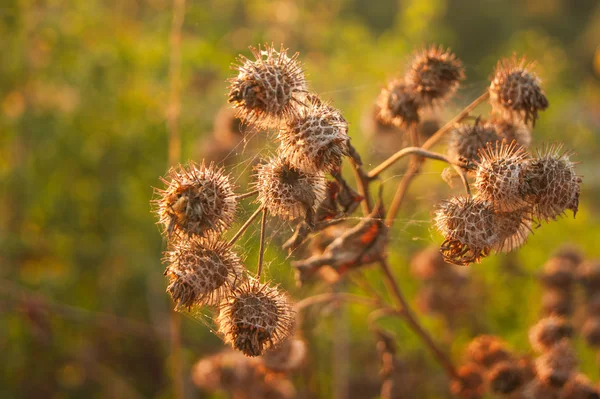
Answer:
[487,117,532,148]
[164,237,244,309]
[450,363,485,399]
[560,374,600,399]
[474,141,530,212]
[466,335,512,369]
[535,339,577,387]
[490,208,533,253]
[254,156,326,221]
[228,44,307,128]
[447,122,501,163]
[524,145,581,222]
[218,279,295,357]
[278,95,349,173]
[155,162,237,238]
[434,196,496,265]
[528,316,573,353]
[406,45,465,106]
[489,56,549,126]
[541,289,573,317]
[577,260,600,297]
[487,361,525,395]
[376,79,420,129]
[262,338,307,373]
[582,317,600,347]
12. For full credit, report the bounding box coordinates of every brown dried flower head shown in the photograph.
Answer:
[255,156,326,221]
[410,246,464,281]
[405,45,465,106]
[466,335,512,369]
[488,117,532,148]
[523,378,560,399]
[524,145,581,221]
[474,141,530,212]
[577,260,600,297]
[278,95,349,173]
[541,288,573,317]
[218,279,295,357]
[450,363,486,399]
[487,360,525,395]
[581,317,600,347]
[261,338,307,373]
[535,339,577,387]
[447,122,501,163]
[489,56,549,125]
[191,350,260,392]
[228,44,307,128]
[490,208,533,253]
[164,237,244,309]
[155,162,237,238]
[376,79,420,128]
[540,256,577,290]
[559,373,600,399]
[528,316,573,353]
[434,196,496,265]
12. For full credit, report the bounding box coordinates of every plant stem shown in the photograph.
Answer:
[378,259,459,380]
[236,189,259,200]
[227,206,264,246]
[256,208,267,279]
[368,147,458,179]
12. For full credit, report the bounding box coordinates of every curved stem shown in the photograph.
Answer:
[368,147,457,179]
[256,208,267,279]
[378,258,459,380]
[236,189,259,200]
[227,206,264,246]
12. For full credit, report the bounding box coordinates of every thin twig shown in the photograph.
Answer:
[368,147,459,179]
[256,208,267,279]
[350,158,372,214]
[228,206,264,246]
[378,259,459,380]
[236,189,259,200]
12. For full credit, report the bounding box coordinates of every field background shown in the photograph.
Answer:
[1,0,600,398]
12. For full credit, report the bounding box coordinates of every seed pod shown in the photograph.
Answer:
[410,246,466,281]
[255,156,326,221]
[447,122,501,163]
[535,339,577,387]
[218,279,295,357]
[522,378,560,399]
[559,373,600,399]
[541,288,573,317]
[528,316,573,353]
[487,360,525,395]
[376,79,420,129]
[466,335,512,369]
[450,363,486,399]
[434,196,496,266]
[405,45,465,106]
[278,95,349,173]
[539,256,576,291]
[155,162,238,238]
[261,338,307,373]
[581,316,600,347]
[487,117,532,148]
[524,145,581,221]
[489,56,549,126]
[164,237,245,309]
[576,260,600,297]
[474,141,530,212]
[586,293,600,316]
[490,208,533,253]
[228,44,307,128]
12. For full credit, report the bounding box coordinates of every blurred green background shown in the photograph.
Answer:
[1,0,599,398]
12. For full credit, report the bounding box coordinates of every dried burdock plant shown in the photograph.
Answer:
[228,44,307,128]
[450,363,486,399]
[465,335,513,369]
[528,316,574,353]
[254,155,326,222]
[447,121,501,163]
[405,45,465,107]
[534,339,577,387]
[376,79,420,128]
[278,94,349,173]
[164,237,244,309]
[559,373,600,399]
[486,360,526,396]
[487,116,532,147]
[155,162,238,238]
[218,279,295,357]
[489,55,549,125]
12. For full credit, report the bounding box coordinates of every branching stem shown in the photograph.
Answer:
[256,208,267,279]
[227,206,264,246]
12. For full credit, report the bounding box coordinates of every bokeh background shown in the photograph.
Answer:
[1,0,600,397]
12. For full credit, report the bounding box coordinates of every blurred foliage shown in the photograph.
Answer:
[0,0,599,398]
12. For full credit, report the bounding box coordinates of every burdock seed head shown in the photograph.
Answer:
[535,339,577,387]
[559,373,600,399]
[490,208,533,253]
[254,156,326,221]
[581,316,600,347]
[376,79,420,129]
[487,360,525,395]
[489,56,549,126]
[487,117,532,148]
[474,141,530,212]
[541,288,573,317]
[450,363,486,399]
[228,44,307,128]
[434,196,496,266]
[218,279,295,357]
[447,121,501,164]
[528,316,573,353]
[164,237,245,309]
[155,162,238,238]
[278,95,349,173]
[577,260,600,297]
[405,45,465,106]
[524,145,581,222]
[466,335,512,369]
